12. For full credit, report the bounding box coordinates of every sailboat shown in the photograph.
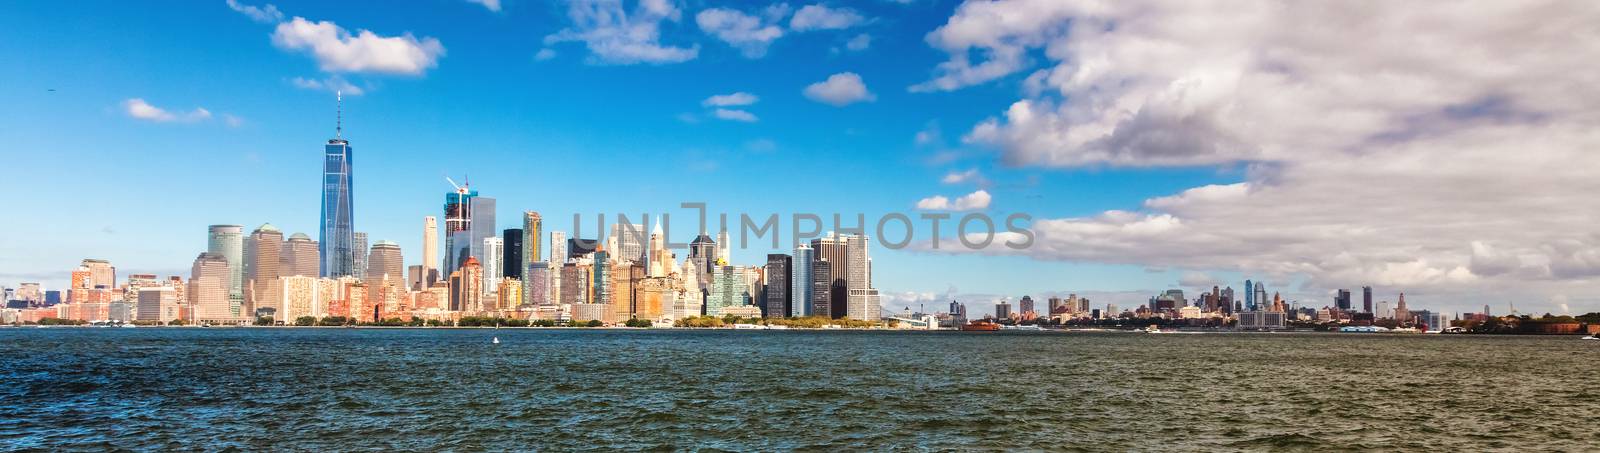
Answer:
[492,336,500,344]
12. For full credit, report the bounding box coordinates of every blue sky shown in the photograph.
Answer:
[6,1,1587,315]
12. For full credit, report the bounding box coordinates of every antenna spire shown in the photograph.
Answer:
[336,91,343,139]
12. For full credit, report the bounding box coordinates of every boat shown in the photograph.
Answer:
[1141,325,1167,333]
[491,337,500,344]
[1583,336,1598,341]
[1002,325,1043,331]
[960,320,1000,331]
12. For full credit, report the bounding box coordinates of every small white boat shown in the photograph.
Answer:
[1582,336,1598,341]
[492,337,500,344]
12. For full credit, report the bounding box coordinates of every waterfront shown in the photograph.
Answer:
[2,329,1597,450]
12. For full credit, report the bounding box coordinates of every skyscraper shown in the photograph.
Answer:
[689,234,717,281]
[549,231,567,306]
[470,196,497,265]
[483,237,503,299]
[810,235,848,319]
[244,224,283,317]
[208,225,244,317]
[764,254,792,318]
[281,233,320,277]
[1362,286,1373,313]
[610,223,646,264]
[521,211,541,306]
[1335,289,1352,311]
[442,183,476,274]
[790,244,813,317]
[366,240,404,285]
[190,252,231,322]
[422,216,438,287]
[502,228,523,280]
[80,259,115,290]
[352,232,369,280]
[320,93,355,279]
[1244,279,1255,311]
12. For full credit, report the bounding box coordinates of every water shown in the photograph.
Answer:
[2,329,1597,450]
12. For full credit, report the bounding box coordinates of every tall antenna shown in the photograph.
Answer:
[336,90,343,140]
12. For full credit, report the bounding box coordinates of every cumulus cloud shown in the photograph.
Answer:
[940,168,982,185]
[912,1,1600,310]
[845,33,871,51]
[702,92,758,107]
[290,76,365,96]
[790,4,865,31]
[712,108,758,122]
[466,0,501,12]
[122,98,213,123]
[534,48,557,61]
[803,72,874,106]
[273,17,445,75]
[226,0,283,24]
[916,190,991,211]
[696,6,786,58]
[545,0,698,65]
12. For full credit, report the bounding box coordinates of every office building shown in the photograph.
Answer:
[483,237,503,299]
[764,254,791,318]
[320,94,355,278]
[244,224,283,317]
[1362,286,1373,313]
[190,252,232,322]
[522,212,541,305]
[366,240,404,285]
[208,224,245,316]
[281,233,320,277]
[790,244,813,317]
[610,222,646,264]
[137,287,180,323]
[503,228,523,280]
[422,216,438,286]
[352,232,369,280]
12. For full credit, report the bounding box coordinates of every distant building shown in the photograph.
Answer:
[790,244,813,317]
[483,237,504,299]
[1335,289,1352,312]
[502,228,523,280]
[190,253,233,322]
[352,232,369,280]
[281,233,320,277]
[764,254,792,318]
[995,301,1012,320]
[422,216,438,287]
[1019,295,1035,316]
[137,287,180,323]
[1362,286,1373,313]
[245,224,283,317]
[1236,311,1287,330]
[320,107,356,279]
[208,224,245,316]
[366,240,404,285]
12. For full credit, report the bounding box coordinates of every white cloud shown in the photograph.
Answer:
[466,0,501,12]
[940,168,981,185]
[544,0,698,65]
[845,33,871,51]
[226,0,283,24]
[702,92,758,107]
[222,114,245,128]
[712,108,758,122]
[272,17,445,75]
[696,7,785,58]
[290,76,365,96]
[790,4,865,31]
[916,189,991,211]
[122,98,212,123]
[916,1,1600,310]
[803,72,874,106]
[534,48,557,61]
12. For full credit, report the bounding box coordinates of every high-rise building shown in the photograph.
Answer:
[80,259,115,290]
[592,248,611,309]
[320,93,355,278]
[549,231,567,306]
[1395,292,1410,322]
[843,234,875,321]
[522,212,541,305]
[526,262,549,306]
[764,254,792,318]
[352,232,369,280]
[502,228,523,280]
[705,265,754,316]
[610,223,647,264]
[450,257,484,312]
[1244,279,1255,311]
[422,216,438,286]
[790,244,813,317]
[647,219,673,278]
[483,237,504,299]
[810,236,848,318]
[190,253,232,322]
[137,287,180,323]
[1335,289,1352,311]
[281,233,320,277]
[811,260,832,318]
[244,224,283,317]
[1019,295,1035,315]
[366,240,404,285]
[689,234,717,282]
[443,184,476,275]
[560,263,588,305]
[995,301,1012,320]
[1362,286,1373,313]
[208,225,245,316]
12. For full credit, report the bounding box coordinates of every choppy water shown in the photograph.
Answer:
[1,328,1597,450]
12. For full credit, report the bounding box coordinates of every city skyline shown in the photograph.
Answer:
[3,1,1598,315]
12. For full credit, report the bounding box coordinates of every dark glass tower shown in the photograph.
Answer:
[320,93,355,278]
[503,228,523,279]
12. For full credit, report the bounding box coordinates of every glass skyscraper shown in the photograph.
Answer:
[320,107,355,278]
